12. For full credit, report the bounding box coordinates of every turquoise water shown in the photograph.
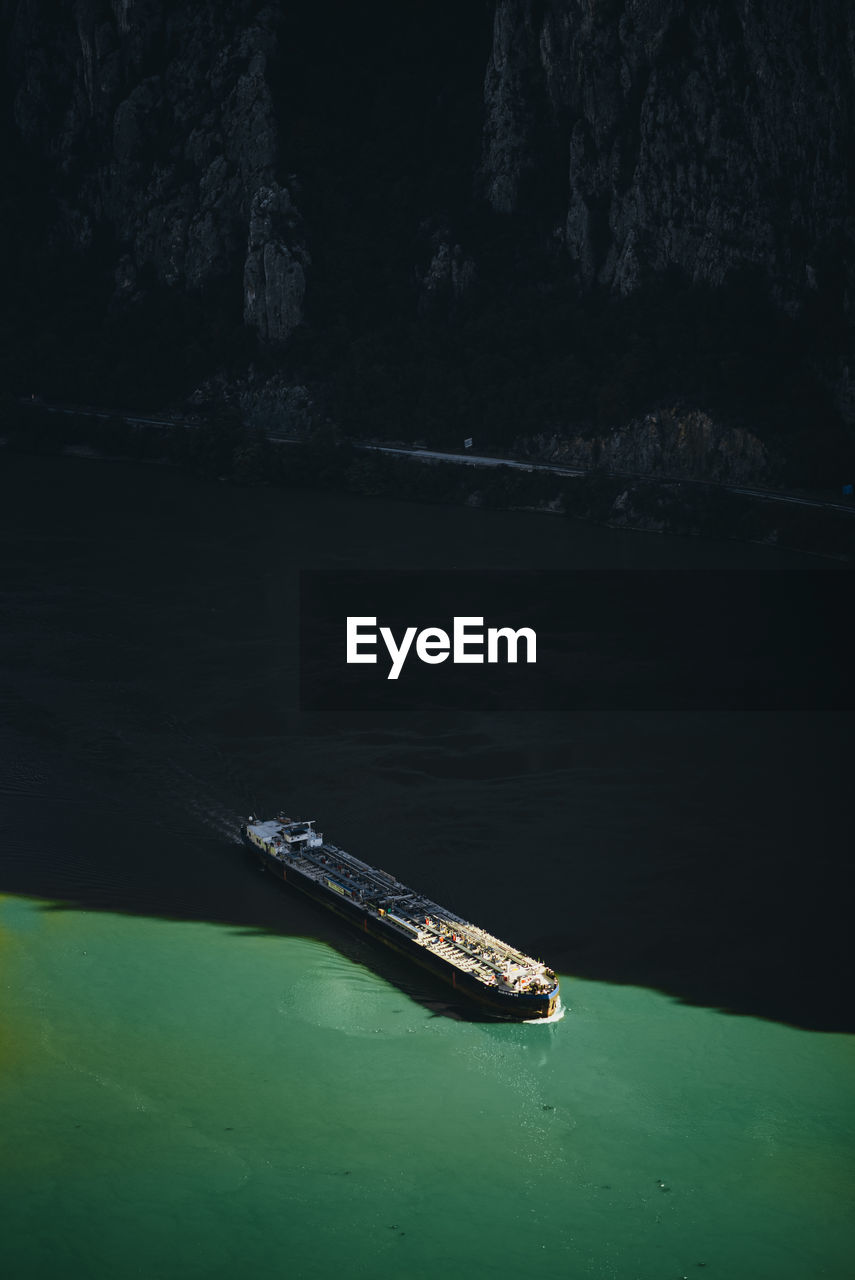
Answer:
[2,894,852,1280]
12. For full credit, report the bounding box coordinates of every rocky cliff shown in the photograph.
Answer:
[3,0,854,483]
[9,0,306,343]
[482,1,853,297]
[481,0,854,426]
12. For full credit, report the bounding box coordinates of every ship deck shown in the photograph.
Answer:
[246,819,556,997]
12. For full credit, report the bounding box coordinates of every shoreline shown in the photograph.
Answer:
[3,409,854,562]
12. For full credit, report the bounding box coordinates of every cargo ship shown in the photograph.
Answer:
[241,814,560,1020]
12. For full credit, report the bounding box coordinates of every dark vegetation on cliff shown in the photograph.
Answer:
[2,1,854,490]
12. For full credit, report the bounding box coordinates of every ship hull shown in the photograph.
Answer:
[244,834,558,1020]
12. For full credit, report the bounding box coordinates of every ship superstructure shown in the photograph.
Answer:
[242,815,559,1019]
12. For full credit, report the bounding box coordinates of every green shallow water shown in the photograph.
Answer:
[1,895,852,1280]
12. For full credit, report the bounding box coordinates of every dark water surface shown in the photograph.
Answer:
[1,454,852,1278]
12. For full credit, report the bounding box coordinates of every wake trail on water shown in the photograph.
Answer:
[160,759,244,843]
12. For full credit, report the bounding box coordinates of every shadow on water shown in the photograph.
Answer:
[1,455,852,1034]
[25,843,505,1026]
[7,814,851,1034]
[2,700,852,1034]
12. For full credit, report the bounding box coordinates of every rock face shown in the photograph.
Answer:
[481,0,854,308]
[244,183,308,345]
[9,0,306,336]
[3,0,854,468]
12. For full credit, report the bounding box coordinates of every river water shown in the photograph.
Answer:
[1,454,852,1279]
